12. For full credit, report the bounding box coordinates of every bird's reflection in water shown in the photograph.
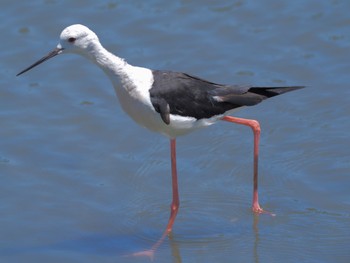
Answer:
[131,213,265,263]
[168,232,182,263]
[253,213,260,263]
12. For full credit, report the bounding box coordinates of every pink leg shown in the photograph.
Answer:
[166,138,180,233]
[131,139,180,259]
[222,116,273,215]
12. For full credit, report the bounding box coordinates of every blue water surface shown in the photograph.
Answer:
[1,1,349,262]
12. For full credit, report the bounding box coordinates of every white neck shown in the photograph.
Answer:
[78,39,154,111]
[78,40,154,96]
[81,41,131,86]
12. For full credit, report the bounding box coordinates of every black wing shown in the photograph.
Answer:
[150,70,303,124]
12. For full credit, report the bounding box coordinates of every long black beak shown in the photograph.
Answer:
[16,47,63,76]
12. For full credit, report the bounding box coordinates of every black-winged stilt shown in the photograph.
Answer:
[17,24,303,235]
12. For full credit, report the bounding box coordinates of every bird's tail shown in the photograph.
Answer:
[249,86,305,99]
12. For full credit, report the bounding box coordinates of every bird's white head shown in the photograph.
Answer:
[17,24,100,76]
[58,24,99,54]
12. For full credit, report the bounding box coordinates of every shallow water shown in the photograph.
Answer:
[1,1,350,262]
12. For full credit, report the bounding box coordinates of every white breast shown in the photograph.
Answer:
[110,66,158,127]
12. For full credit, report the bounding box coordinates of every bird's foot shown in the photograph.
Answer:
[126,229,169,261]
[126,249,155,261]
[252,204,276,217]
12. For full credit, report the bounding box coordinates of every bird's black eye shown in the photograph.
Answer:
[68,37,76,43]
